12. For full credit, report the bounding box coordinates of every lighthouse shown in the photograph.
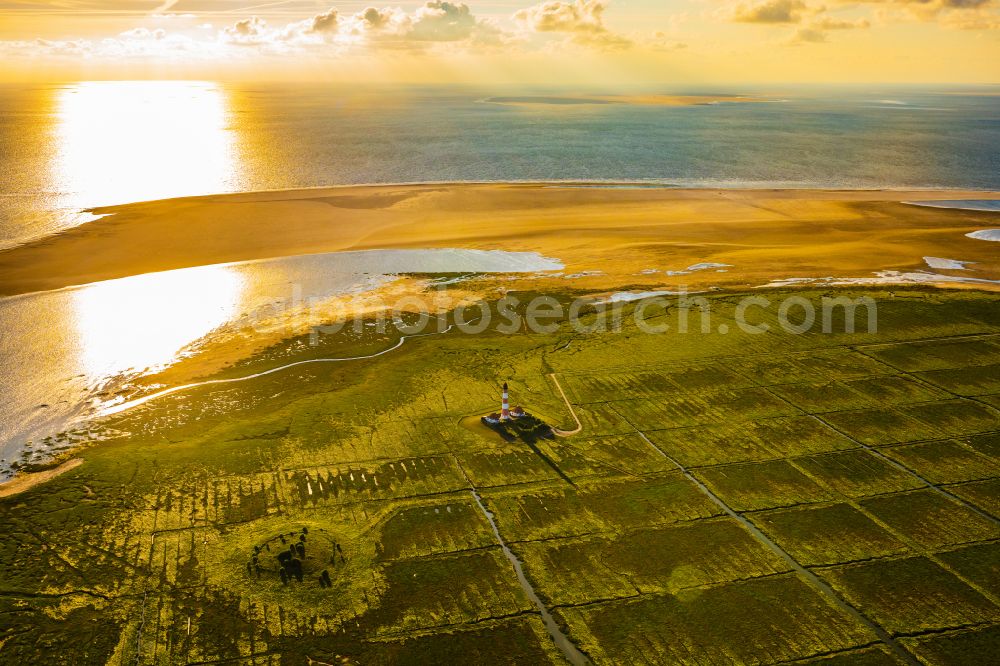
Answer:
[482,382,526,426]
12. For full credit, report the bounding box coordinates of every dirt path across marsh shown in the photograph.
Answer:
[548,373,583,437]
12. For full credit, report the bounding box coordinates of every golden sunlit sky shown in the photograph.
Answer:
[0,0,998,84]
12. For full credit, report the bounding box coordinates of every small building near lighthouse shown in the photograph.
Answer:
[478,381,552,443]
[484,382,525,425]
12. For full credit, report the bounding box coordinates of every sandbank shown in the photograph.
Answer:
[2,184,1000,297]
[483,94,769,106]
[0,458,82,499]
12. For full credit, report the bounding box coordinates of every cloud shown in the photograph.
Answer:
[307,8,340,34]
[356,7,400,32]
[840,0,999,27]
[515,0,609,33]
[786,26,827,42]
[782,11,871,43]
[729,0,808,23]
[883,0,991,7]
[274,7,342,45]
[0,3,512,64]
[409,2,483,41]
[515,0,632,49]
[942,9,1000,27]
[570,31,632,49]
[726,0,999,31]
[120,28,167,41]
[811,16,872,29]
[726,0,875,42]
[646,31,688,51]
[214,3,502,52]
[221,16,270,45]
[335,3,504,48]
[1,27,217,62]
[13,39,92,59]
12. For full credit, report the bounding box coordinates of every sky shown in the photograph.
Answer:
[0,0,998,84]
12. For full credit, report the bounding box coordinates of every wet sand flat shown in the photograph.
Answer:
[0,458,82,498]
[2,184,1000,296]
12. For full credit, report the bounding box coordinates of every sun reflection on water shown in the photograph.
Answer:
[53,80,237,211]
[71,265,245,379]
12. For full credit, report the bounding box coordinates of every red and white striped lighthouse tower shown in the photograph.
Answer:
[501,382,511,421]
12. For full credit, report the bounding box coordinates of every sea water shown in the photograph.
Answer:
[1,82,998,249]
